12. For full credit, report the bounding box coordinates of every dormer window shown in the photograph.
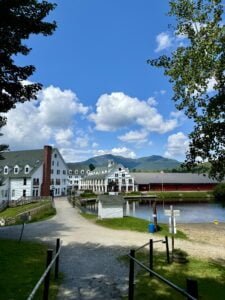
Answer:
[25,165,30,174]
[81,170,84,174]
[75,170,78,174]
[14,166,19,174]
[4,166,8,174]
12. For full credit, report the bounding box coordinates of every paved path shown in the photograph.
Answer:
[0,197,225,299]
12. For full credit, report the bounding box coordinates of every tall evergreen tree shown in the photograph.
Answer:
[148,0,225,180]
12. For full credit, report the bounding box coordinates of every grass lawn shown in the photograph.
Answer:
[80,213,187,239]
[128,251,225,299]
[0,239,61,300]
[0,200,56,224]
[147,191,214,201]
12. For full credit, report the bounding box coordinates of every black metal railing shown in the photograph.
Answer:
[128,238,198,300]
[27,238,61,300]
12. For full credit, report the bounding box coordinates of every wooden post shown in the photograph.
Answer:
[171,205,175,255]
[43,249,53,300]
[165,236,170,264]
[153,200,158,232]
[186,278,198,299]
[128,249,135,300]
[149,239,153,277]
[55,238,60,279]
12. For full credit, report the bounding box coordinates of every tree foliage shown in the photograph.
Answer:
[0,0,56,150]
[148,0,225,180]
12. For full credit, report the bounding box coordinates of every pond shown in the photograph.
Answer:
[129,202,225,224]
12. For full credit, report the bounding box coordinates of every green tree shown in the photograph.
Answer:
[89,163,95,171]
[0,0,56,153]
[148,0,225,180]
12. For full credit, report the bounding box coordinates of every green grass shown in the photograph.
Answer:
[128,251,225,299]
[0,201,56,225]
[0,200,50,218]
[0,239,61,300]
[147,191,214,200]
[81,213,187,239]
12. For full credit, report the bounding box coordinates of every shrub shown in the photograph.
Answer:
[213,183,225,201]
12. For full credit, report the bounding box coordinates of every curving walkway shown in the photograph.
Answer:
[0,197,225,299]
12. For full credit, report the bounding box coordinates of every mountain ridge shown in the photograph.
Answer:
[68,154,181,171]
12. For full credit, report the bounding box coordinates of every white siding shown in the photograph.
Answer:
[10,178,32,200]
[51,149,68,196]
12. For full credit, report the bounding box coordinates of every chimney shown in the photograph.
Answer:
[41,145,52,196]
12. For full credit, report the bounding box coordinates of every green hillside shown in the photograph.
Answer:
[69,154,181,171]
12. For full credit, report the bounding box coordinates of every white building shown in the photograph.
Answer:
[80,161,135,193]
[0,146,68,204]
[67,163,90,191]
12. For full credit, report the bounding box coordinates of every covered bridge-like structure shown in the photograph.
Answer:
[131,173,218,192]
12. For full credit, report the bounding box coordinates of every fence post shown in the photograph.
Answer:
[165,236,170,264]
[186,278,198,300]
[43,249,53,300]
[128,249,135,300]
[149,239,153,277]
[55,238,60,279]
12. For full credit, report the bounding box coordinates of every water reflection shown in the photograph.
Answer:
[130,202,225,224]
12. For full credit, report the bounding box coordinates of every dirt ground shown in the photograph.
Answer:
[178,223,225,247]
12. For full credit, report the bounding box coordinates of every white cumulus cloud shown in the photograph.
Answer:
[1,85,89,150]
[164,132,189,159]
[118,130,148,144]
[94,147,136,159]
[89,92,179,133]
[155,32,173,52]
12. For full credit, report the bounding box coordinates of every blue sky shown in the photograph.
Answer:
[2,0,195,162]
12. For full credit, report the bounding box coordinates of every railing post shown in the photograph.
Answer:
[55,238,60,279]
[128,249,135,300]
[149,239,153,277]
[186,278,198,300]
[43,249,53,300]
[165,236,170,264]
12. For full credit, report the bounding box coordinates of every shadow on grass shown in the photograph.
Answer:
[130,251,225,300]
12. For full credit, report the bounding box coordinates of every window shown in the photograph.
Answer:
[81,170,84,174]
[69,170,72,175]
[122,173,125,177]
[11,190,15,197]
[115,173,118,177]
[57,170,60,175]
[57,161,59,167]
[4,166,8,174]
[14,167,19,174]
[119,168,121,171]
[129,179,133,184]
[54,153,57,158]
[25,165,30,174]
[23,178,27,185]
[75,170,78,174]
[33,178,39,185]
[51,179,54,185]
[51,169,54,174]
[122,179,126,184]
[56,179,61,185]
[63,170,66,175]
[52,160,54,166]
[23,190,26,197]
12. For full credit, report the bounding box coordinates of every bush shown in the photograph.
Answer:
[213,183,225,201]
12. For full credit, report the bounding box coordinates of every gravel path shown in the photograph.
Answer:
[0,197,225,299]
